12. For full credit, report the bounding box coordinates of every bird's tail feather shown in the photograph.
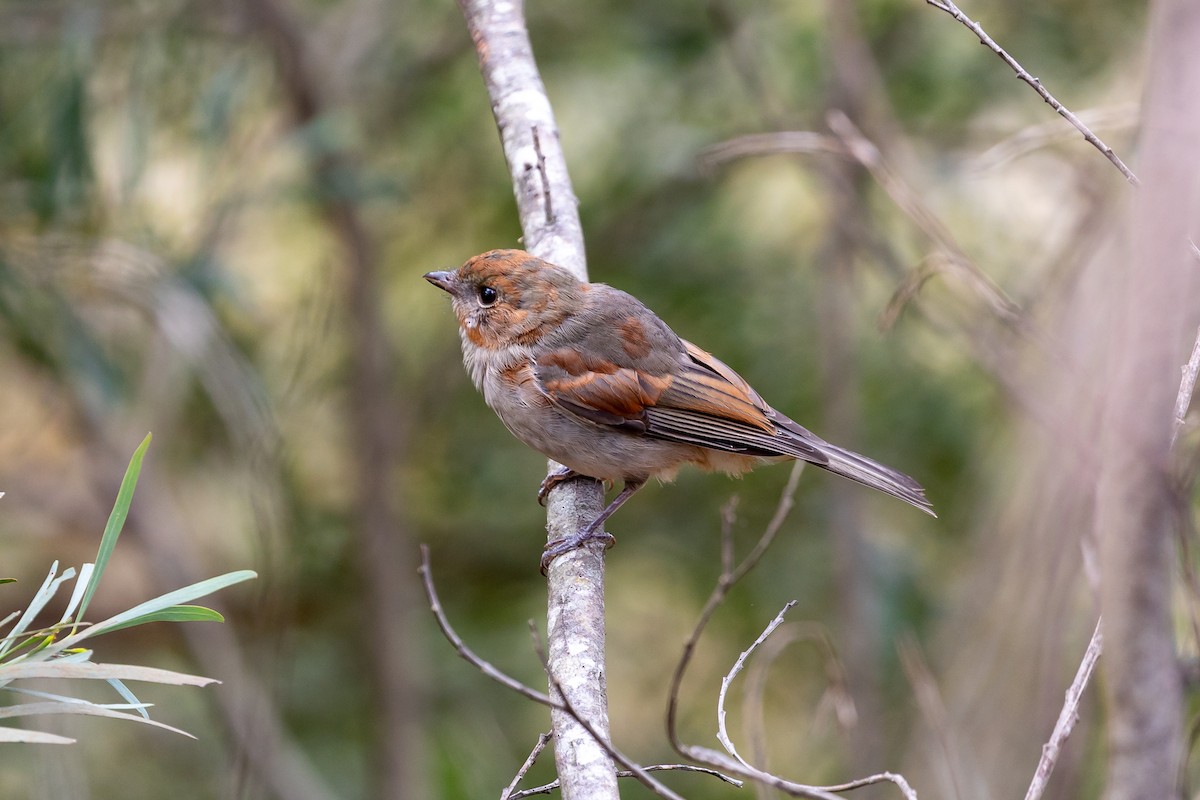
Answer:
[814,443,936,517]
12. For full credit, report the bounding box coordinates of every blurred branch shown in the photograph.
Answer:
[922,0,1139,185]
[701,117,1023,331]
[240,1,423,798]
[454,2,614,798]
[1023,618,1103,800]
[969,104,1138,176]
[700,132,847,171]
[743,621,858,773]
[897,635,967,800]
[1096,2,1200,795]
[826,110,1021,325]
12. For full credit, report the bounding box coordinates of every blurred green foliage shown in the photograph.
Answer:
[0,0,1155,798]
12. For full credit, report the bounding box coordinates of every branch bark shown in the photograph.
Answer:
[455,2,616,798]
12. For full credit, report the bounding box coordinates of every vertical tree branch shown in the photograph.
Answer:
[455,2,616,798]
[1096,2,1200,797]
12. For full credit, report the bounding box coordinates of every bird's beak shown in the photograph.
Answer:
[423,270,456,294]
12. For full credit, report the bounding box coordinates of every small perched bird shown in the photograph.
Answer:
[425,249,933,571]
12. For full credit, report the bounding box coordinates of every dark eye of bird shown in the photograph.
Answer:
[478,285,498,306]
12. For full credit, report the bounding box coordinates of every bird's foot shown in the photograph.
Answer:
[540,527,616,575]
[537,466,582,506]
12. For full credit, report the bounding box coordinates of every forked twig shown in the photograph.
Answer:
[666,465,919,798]
[526,622,700,800]
[419,547,738,799]
[923,0,1138,185]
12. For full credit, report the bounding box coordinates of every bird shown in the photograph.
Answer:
[425,249,933,571]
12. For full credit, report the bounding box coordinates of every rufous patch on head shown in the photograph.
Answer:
[618,317,652,359]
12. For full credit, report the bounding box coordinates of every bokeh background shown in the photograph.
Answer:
[0,0,1183,798]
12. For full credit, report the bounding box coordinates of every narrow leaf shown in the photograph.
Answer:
[106,678,148,719]
[0,727,76,744]
[100,605,225,635]
[0,701,196,738]
[76,433,152,624]
[0,661,216,686]
[6,686,151,711]
[59,564,94,625]
[60,571,255,647]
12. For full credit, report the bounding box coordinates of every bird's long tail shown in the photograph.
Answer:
[813,443,936,517]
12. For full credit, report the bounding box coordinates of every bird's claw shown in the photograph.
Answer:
[540,529,616,575]
[538,466,581,506]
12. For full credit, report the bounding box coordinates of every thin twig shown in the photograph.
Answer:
[923,0,1138,185]
[530,126,554,225]
[1026,220,1200,800]
[1171,325,1200,448]
[717,601,798,769]
[418,547,556,707]
[501,731,552,800]
[1023,618,1103,800]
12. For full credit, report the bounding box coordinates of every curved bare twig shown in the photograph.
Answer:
[923,0,1138,185]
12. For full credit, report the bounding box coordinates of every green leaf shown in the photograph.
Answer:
[0,579,15,586]
[100,605,225,634]
[58,570,255,648]
[76,433,151,625]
